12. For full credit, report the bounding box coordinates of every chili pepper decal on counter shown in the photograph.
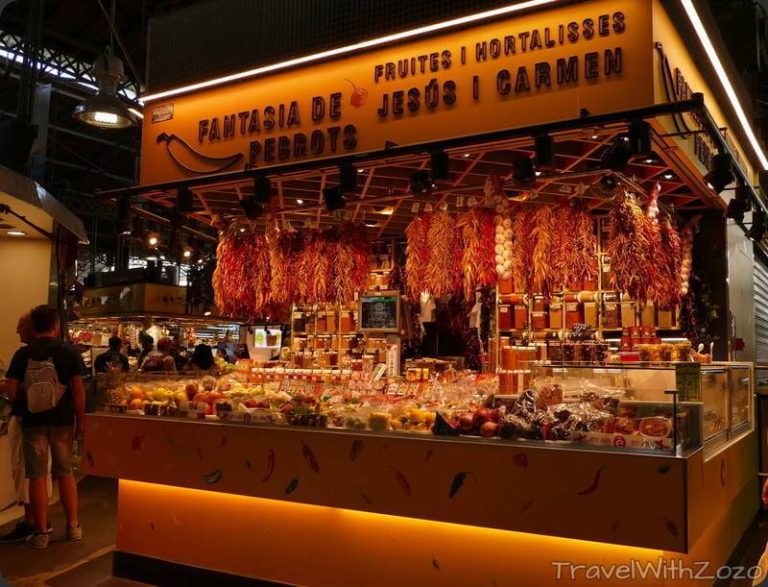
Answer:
[245,460,252,470]
[202,469,223,484]
[448,472,470,498]
[432,557,441,571]
[302,443,320,473]
[659,516,678,537]
[656,463,672,474]
[425,448,434,462]
[349,440,363,461]
[518,498,535,514]
[86,451,95,468]
[513,453,528,468]
[285,478,300,495]
[360,492,373,505]
[130,429,149,455]
[720,459,726,488]
[391,467,412,496]
[577,466,605,495]
[261,449,275,483]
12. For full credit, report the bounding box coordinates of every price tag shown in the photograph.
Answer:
[675,363,701,402]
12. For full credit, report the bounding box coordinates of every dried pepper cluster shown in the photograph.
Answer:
[213,221,370,318]
[213,231,271,319]
[406,208,498,300]
[607,187,686,306]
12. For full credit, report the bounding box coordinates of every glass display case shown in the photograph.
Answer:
[91,361,753,460]
[528,362,753,457]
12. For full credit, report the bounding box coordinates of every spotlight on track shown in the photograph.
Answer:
[704,153,735,194]
[409,170,433,194]
[726,181,749,224]
[253,175,271,204]
[534,134,555,171]
[511,156,536,187]
[601,137,632,171]
[628,120,652,159]
[748,207,766,242]
[240,195,264,220]
[177,186,193,214]
[339,163,358,195]
[430,149,450,182]
[324,186,346,212]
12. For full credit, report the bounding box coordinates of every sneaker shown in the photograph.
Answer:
[66,524,82,542]
[25,531,49,549]
[0,521,33,543]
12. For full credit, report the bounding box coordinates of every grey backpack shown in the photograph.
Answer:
[24,355,66,413]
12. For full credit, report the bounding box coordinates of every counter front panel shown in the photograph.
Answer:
[84,414,686,552]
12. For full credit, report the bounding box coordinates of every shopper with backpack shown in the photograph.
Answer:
[4,305,85,548]
[0,312,52,543]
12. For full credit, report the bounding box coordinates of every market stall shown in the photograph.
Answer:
[86,0,764,584]
[0,164,87,510]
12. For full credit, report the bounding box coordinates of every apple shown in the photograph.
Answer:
[489,408,503,423]
[473,408,492,428]
[480,421,499,437]
[458,413,474,432]
[185,382,199,400]
[255,399,269,409]
[244,399,258,408]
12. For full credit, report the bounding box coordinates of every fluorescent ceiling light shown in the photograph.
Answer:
[680,0,768,170]
[141,0,561,102]
[6,229,26,236]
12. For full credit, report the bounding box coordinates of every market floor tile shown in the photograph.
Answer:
[0,476,120,586]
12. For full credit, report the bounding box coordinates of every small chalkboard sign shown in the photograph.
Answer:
[359,291,400,332]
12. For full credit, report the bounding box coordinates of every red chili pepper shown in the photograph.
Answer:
[577,466,605,495]
[391,467,412,496]
[518,498,535,514]
[131,434,146,454]
[302,443,320,473]
[349,440,363,462]
[260,449,275,483]
[660,516,678,537]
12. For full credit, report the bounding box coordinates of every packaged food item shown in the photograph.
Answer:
[549,300,563,329]
[498,305,512,330]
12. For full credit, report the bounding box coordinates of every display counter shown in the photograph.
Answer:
[84,362,758,586]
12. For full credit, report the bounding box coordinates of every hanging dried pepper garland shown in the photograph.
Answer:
[334,223,370,303]
[531,206,555,300]
[511,207,537,296]
[566,201,599,287]
[405,215,431,302]
[651,212,683,307]
[456,208,497,300]
[213,230,270,318]
[426,211,460,297]
[679,215,701,297]
[607,190,655,303]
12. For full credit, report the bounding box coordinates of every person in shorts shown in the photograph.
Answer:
[5,305,86,548]
[0,313,52,542]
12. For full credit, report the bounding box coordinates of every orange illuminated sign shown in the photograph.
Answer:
[140,0,654,186]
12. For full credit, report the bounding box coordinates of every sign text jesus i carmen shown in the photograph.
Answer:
[141,1,655,186]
